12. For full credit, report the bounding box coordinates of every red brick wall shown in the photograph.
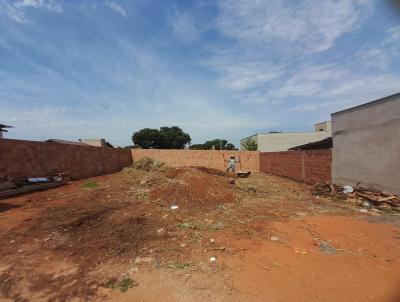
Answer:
[132,149,260,172]
[0,139,133,180]
[0,138,330,184]
[259,150,332,184]
[303,150,332,184]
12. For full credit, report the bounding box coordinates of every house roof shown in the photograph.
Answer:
[288,137,332,150]
[46,139,90,146]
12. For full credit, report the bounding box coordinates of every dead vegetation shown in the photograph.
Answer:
[130,157,165,171]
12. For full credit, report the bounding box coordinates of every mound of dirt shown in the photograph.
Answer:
[150,167,236,209]
[191,166,227,176]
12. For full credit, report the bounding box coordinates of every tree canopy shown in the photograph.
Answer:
[241,138,258,151]
[132,126,191,149]
[189,139,237,150]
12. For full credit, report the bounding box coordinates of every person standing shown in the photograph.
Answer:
[225,155,240,174]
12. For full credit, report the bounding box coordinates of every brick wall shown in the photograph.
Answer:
[132,149,260,172]
[259,150,332,184]
[0,139,133,180]
[0,138,331,184]
[303,150,332,184]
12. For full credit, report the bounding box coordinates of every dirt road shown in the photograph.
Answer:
[0,164,399,301]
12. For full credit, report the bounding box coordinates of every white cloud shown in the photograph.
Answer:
[207,57,285,90]
[205,0,400,116]
[104,0,127,17]
[267,65,345,98]
[170,9,199,42]
[204,0,376,93]
[385,25,400,44]
[354,48,390,70]
[15,0,62,12]
[216,0,373,53]
[0,0,62,23]
[242,52,400,107]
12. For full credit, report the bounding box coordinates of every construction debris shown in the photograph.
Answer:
[236,171,251,178]
[310,183,400,212]
[0,173,69,199]
[343,186,354,194]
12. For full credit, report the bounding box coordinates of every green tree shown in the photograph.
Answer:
[132,128,164,149]
[203,139,228,150]
[159,126,191,149]
[225,143,236,150]
[190,139,237,150]
[132,126,191,149]
[189,144,206,150]
[241,138,258,151]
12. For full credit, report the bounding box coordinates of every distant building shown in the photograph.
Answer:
[332,92,400,195]
[46,138,113,148]
[315,121,332,132]
[240,121,331,152]
[46,139,90,146]
[0,124,12,139]
[79,138,113,148]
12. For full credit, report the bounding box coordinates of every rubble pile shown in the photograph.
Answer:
[310,183,400,212]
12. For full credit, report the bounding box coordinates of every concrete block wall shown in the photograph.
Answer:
[259,150,332,184]
[132,149,260,172]
[0,139,133,180]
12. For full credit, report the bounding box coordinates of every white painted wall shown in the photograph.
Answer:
[255,132,331,152]
[241,132,331,152]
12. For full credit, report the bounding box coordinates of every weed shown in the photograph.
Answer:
[107,277,138,292]
[82,180,99,189]
[168,261,191,270]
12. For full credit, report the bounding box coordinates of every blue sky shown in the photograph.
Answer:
[0,0,399,147]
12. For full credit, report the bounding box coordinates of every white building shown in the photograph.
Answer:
[240,122,331,152]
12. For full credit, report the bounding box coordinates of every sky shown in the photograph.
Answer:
[0,0,399,147]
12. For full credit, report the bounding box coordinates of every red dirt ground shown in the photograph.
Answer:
[0,165,399,302]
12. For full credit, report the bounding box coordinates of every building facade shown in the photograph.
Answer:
[240,122,331,152]
[332,93,400,195]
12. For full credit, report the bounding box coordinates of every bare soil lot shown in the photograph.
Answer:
[0,164,399,302]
